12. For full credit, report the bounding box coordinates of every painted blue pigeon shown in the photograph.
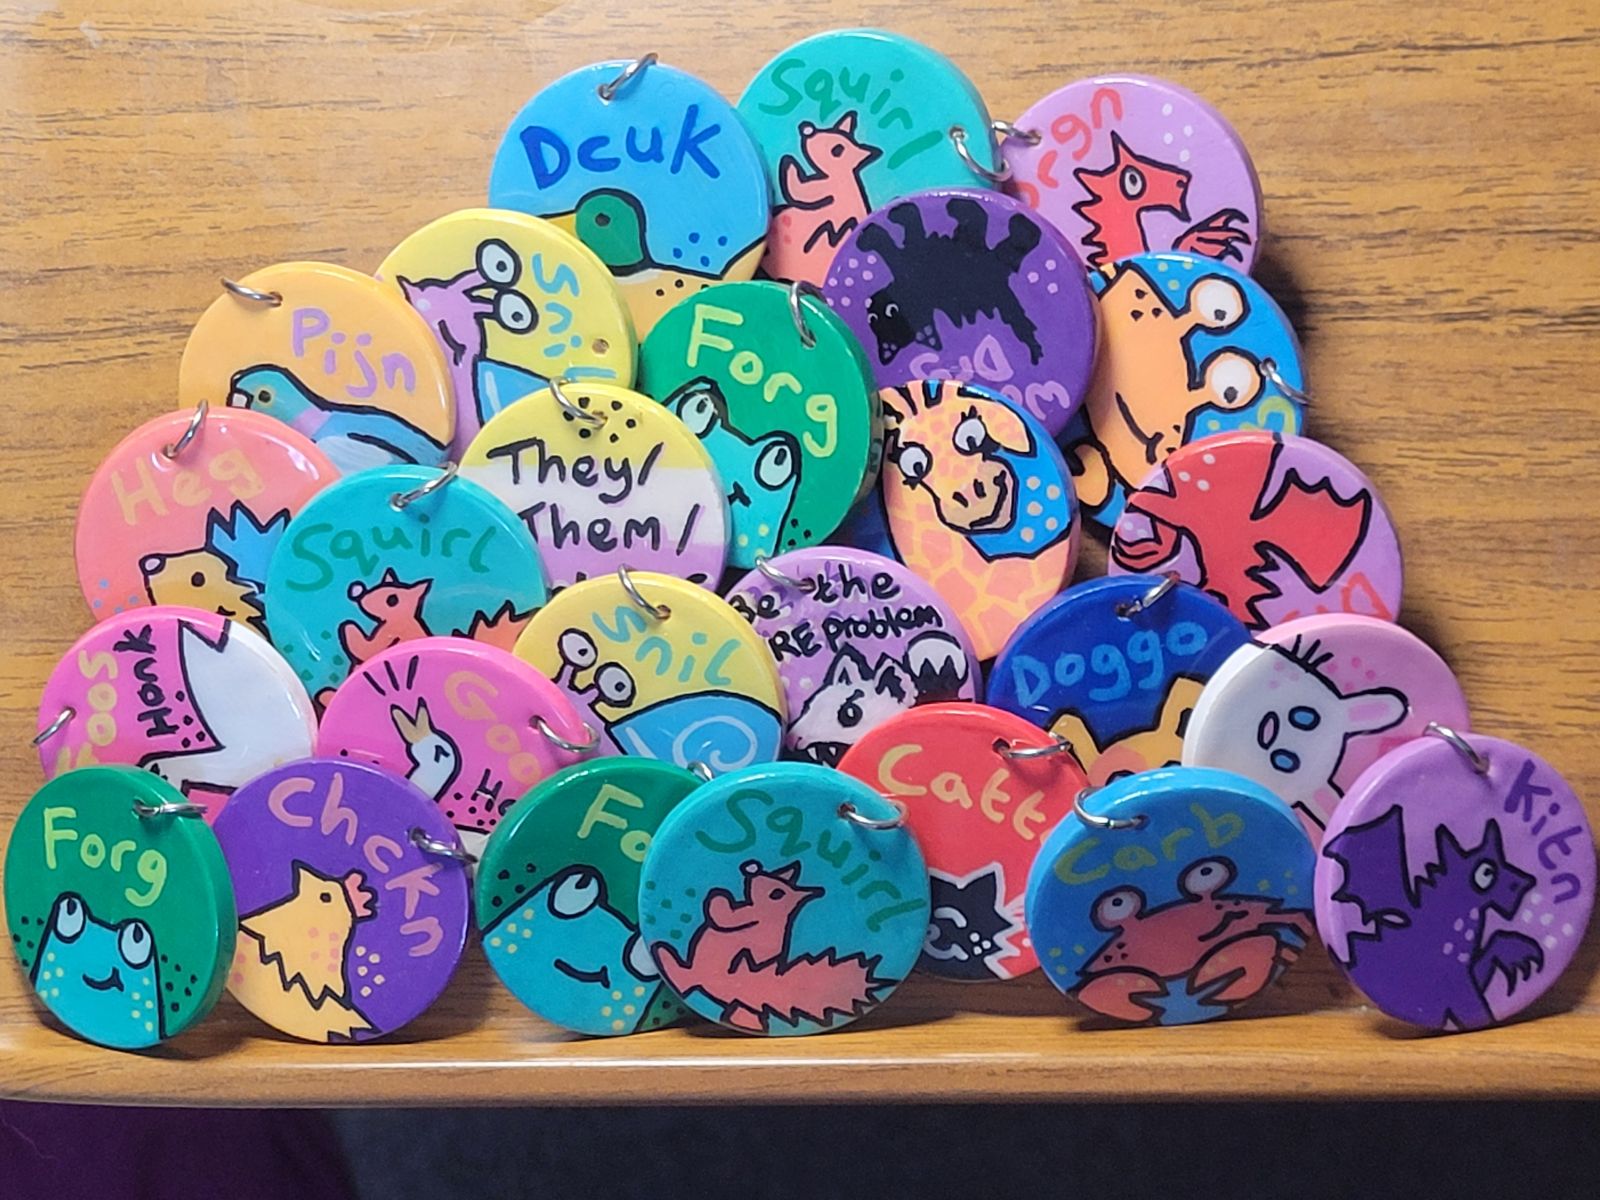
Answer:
[227,364,448,474]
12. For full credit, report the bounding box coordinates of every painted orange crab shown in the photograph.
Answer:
[1074,857,1313,1025]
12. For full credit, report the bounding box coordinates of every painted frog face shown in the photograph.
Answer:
[30,892,161,1049]
[484,865,662,1036]
[669,378,799,557]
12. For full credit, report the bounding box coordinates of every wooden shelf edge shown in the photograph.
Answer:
[5,990,1600,1107]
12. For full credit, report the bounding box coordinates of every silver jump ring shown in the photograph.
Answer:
[994,734,1074,761]
[754,553,814,593]
[533,715,599,755]
[549,376,607,427]
[221,277,283,306]
[950,125,1011,184]
[390,461,458,511]
[1425,722,1489,776]
[409,827,478,865]
[131,798,207,819]
[617,565,670,620]
[32,707,75,746]
[789,280,826,349]
[992,119,1041,146]
[1261,358,1312,407]
[1115,572,1180,618]
[1072,788,1147,832]
[597,53,657,103]
[162,399,209,460]
[838,799,907,831]
[687,760,714,783]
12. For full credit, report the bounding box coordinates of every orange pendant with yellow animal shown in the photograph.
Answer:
[75,404,336,633]
[178,263,455,474]
[877,380,1079,659]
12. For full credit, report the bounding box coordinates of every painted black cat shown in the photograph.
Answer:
[856,197,1043,367]
[923,865,1021,980]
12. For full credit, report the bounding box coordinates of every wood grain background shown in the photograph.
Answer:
[2,0,1599,1104]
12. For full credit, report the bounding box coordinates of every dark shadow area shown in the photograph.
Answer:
[5,1097,1599,1198]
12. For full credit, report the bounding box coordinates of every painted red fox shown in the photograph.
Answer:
[654,860,887,1032]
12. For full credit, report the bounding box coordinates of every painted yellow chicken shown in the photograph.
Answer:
[232,861,378,1042]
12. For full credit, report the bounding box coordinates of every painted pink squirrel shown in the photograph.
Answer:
[763,112,882,285]
[654,860,886,1032]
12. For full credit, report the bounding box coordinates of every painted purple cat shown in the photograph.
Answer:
[397,237,539,454]
[1325,805,1544,1030]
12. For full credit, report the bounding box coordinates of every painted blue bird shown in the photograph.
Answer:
[227,364,448,474]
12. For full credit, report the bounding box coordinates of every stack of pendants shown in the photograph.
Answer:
[8,29,1593,1052]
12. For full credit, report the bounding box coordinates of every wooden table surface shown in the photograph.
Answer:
[3,0,1599,1106]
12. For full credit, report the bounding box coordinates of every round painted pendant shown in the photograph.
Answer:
[1065,251,1305,529]
[513,569,785,773]
[316,637,593,853]
[736,28,1002,286]
[4,767,236,1049]
[179,263,454,473]
[460,380,729,589]
[1317,731,1595,1031]
[989,576,1250,787]
[824,189,1097,435]
[839,704,1084,980]
[1186,614,1470,839]
[264,463,548,702]
[1110,431,1404,630]
[1003,75,1263,272]
[212,759,472,1043]
[488,58,770,336]
[36,607,317,821]
[1026,766,1315,1025]
[640,763,929,1034]
[75,404,336,631]
[878,380,1079,659]
[638,280,879,566]
[377,207,637,456]
[476,758,700,1036]
[724,547,980,765]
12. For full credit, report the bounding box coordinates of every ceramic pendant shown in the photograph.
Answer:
[316,637,593,854]
[877,380,1078,659]
[639,762,928,1034]
[179,264,454,473]
[36,607,317,821]
[1110,431,1404,630]
[212,759,471,1043]
[1026,766,1315,1025]
[1317,731,1594,1031]
[513,568,785,773]
[736,29,1001,285]
[838,704,1084,980]
[75,405,336,631]
[823,189,1097,435]
[724,546,981,765]
[263,463,548,702]
[377,208,637,456]
[1065,251,1305,528]
[989,576,1250,787]
[4,767,236,1049]
[488,58,770,336]
[1003,75,1263,272]
[1186,614,1470,839]
[476,758,699,1036]
[460,380,730,589]
[637,280,879,566]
